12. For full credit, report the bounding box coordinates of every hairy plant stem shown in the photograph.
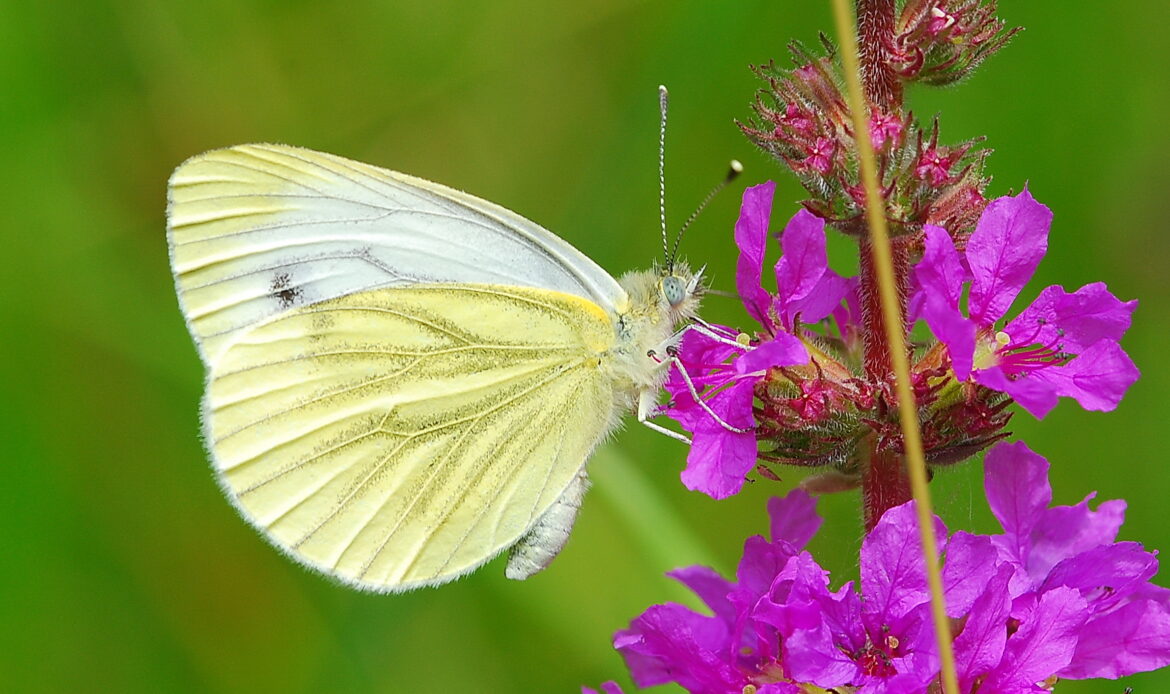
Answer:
[859,239,911,380]
[860,436,913,532]
[835,1,961,690]
[856,0,902,108]
[859,240,913,532]
[855,0,912,529]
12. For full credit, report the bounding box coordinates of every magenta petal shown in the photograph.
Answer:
[974,366,1059,418]
[966,188,1053,324]
[1043,540,1160,627]
[884,603,942,687]
[861,673,936,694]
[774,209,833,329]
[924,294,978,379]
[832,277,862,345]
[756,551,834,632]
[982,586,1088,690]
[782,622,859,686]
[778,576,864,686]
[667,325,785,500]
[1027,495,1127,584]
[1030,340,1140,412]
[953,565,1013,690]
[732,535,806,618]
[735,182,778,326]
[677,324,742,366]
[679,380,757,500]
[735,332,810,375]
[1133,582,1170,604]
[664,327,741,405]
[680,429,756,500]
[915,225,967,308]
[615,603,744,691]
[765,555,863,651]
[668,565,736,623]
[757,554,865,685]
[913,225,977,377]
[775,209,829,297]
[1042,542,1157,599]
[942,532,1000,617]
[861,503,946,625]
[1063,598,1170,679]
[984,441,1052,565]
[1004,282,1137,354]
[768,488,822,550]
[792,270,851,326]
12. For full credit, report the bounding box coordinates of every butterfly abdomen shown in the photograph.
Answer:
[505,467,591,579]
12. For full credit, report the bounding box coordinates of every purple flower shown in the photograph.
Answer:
[610,442,1170,692]
[983,441,1170,681]
[737,183,851,334]
[663,326,776,500]
[916,146,955,185]
[613,491,820,692]
[869,111,904,150]
[911,188,1139,417]
[665,182,852,499]
[803,137,837,175]
[761,502,950,692]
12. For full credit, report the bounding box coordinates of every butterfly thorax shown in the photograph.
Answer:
[606,263,703,412]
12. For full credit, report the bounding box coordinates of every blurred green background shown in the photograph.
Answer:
[2,1,1167,692]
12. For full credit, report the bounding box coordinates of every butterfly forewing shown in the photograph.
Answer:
[167,144,626,364]
[204,284,616,590]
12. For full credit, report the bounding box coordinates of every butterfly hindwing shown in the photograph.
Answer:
[204,284,617,591]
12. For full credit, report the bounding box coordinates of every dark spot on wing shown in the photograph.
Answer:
[270,272,303,308]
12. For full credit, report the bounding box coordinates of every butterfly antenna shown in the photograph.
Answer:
[658,85,670,271]
[667,159,744,269]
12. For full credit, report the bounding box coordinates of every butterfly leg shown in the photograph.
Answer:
[640,418,693,444]
[630,381,689,443]
[695,320,748,346]
[662,353,752,434]
[644,324,754,436]
[637,320,758,443]
[665,320,747,350]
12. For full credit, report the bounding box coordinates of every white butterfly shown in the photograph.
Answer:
[167,143,706,591]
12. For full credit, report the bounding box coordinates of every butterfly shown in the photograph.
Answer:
[166,142,708,592]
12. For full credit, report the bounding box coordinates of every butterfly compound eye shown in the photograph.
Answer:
[661,275,687,307]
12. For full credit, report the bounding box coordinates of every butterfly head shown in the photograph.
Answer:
[658,262,704,323]
[615,262,703,327]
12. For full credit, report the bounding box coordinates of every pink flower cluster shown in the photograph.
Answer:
[592,443,1170,693]
[664,184,1138,499]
